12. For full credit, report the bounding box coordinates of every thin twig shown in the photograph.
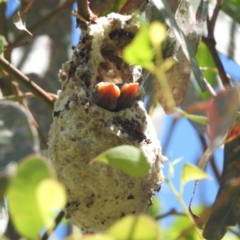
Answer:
[209,0,222,37]
[0,92,58,101]
[0,57,54,109]
[155,209,185,220]
[202,0,230,87]
[0,92,34,101]
[41,211,65,240]
[3,41,28,52]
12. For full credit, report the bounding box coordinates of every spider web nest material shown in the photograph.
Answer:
[48,13,166,232]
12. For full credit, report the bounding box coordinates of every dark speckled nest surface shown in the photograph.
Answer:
[48,13,166,232]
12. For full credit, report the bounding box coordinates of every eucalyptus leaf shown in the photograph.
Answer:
[92,145,150,177]
[153,0,207,91]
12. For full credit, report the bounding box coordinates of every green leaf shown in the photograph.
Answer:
[181,163,210,187]
[6,155,57,240]
[147,197,161,218]
[174,108,208,125]
[168,157,183,178]
[149,21,166,47]
[107,214,160,240]
[92,145,150,177]
[123,19,153,69]
[196,42,217,100]
[163,214,199,239]
[36,179,66,227]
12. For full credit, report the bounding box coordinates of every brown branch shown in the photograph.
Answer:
[202,36,230,87]
[41,210,65,240]
[8,0,74,48]
[76,0,96,22]
[0,57,54,109]
[202,0,230,87]
[209,0,222,37]
[3,41,29,52]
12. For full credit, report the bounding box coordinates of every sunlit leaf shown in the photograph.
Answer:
[149,21,166,47]
[162,211,199,239]
[169,157,183,177]
[107,214,160,240]
[37,179,66,227]
[181,163,209,187]
[92,145,150,177]
[7,155,54,240]
[80,234,115,240]
[123,20,153,69]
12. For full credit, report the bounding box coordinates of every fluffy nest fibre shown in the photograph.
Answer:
[48,13,166,232]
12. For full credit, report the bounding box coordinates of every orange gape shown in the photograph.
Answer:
[92,82,139,111]
[92,82,121,111]
[116,83,139,110]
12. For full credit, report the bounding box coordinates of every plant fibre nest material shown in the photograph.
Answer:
[48,13,166,232]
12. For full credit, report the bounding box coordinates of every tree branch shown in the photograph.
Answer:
[0,57,54,109]
[76,0,96,22]
[202,0,230,87]
[155,209,185,220]
[209,0,222,37]
[202,36,230,87]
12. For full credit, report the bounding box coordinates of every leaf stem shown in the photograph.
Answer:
[167,178,204,239]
